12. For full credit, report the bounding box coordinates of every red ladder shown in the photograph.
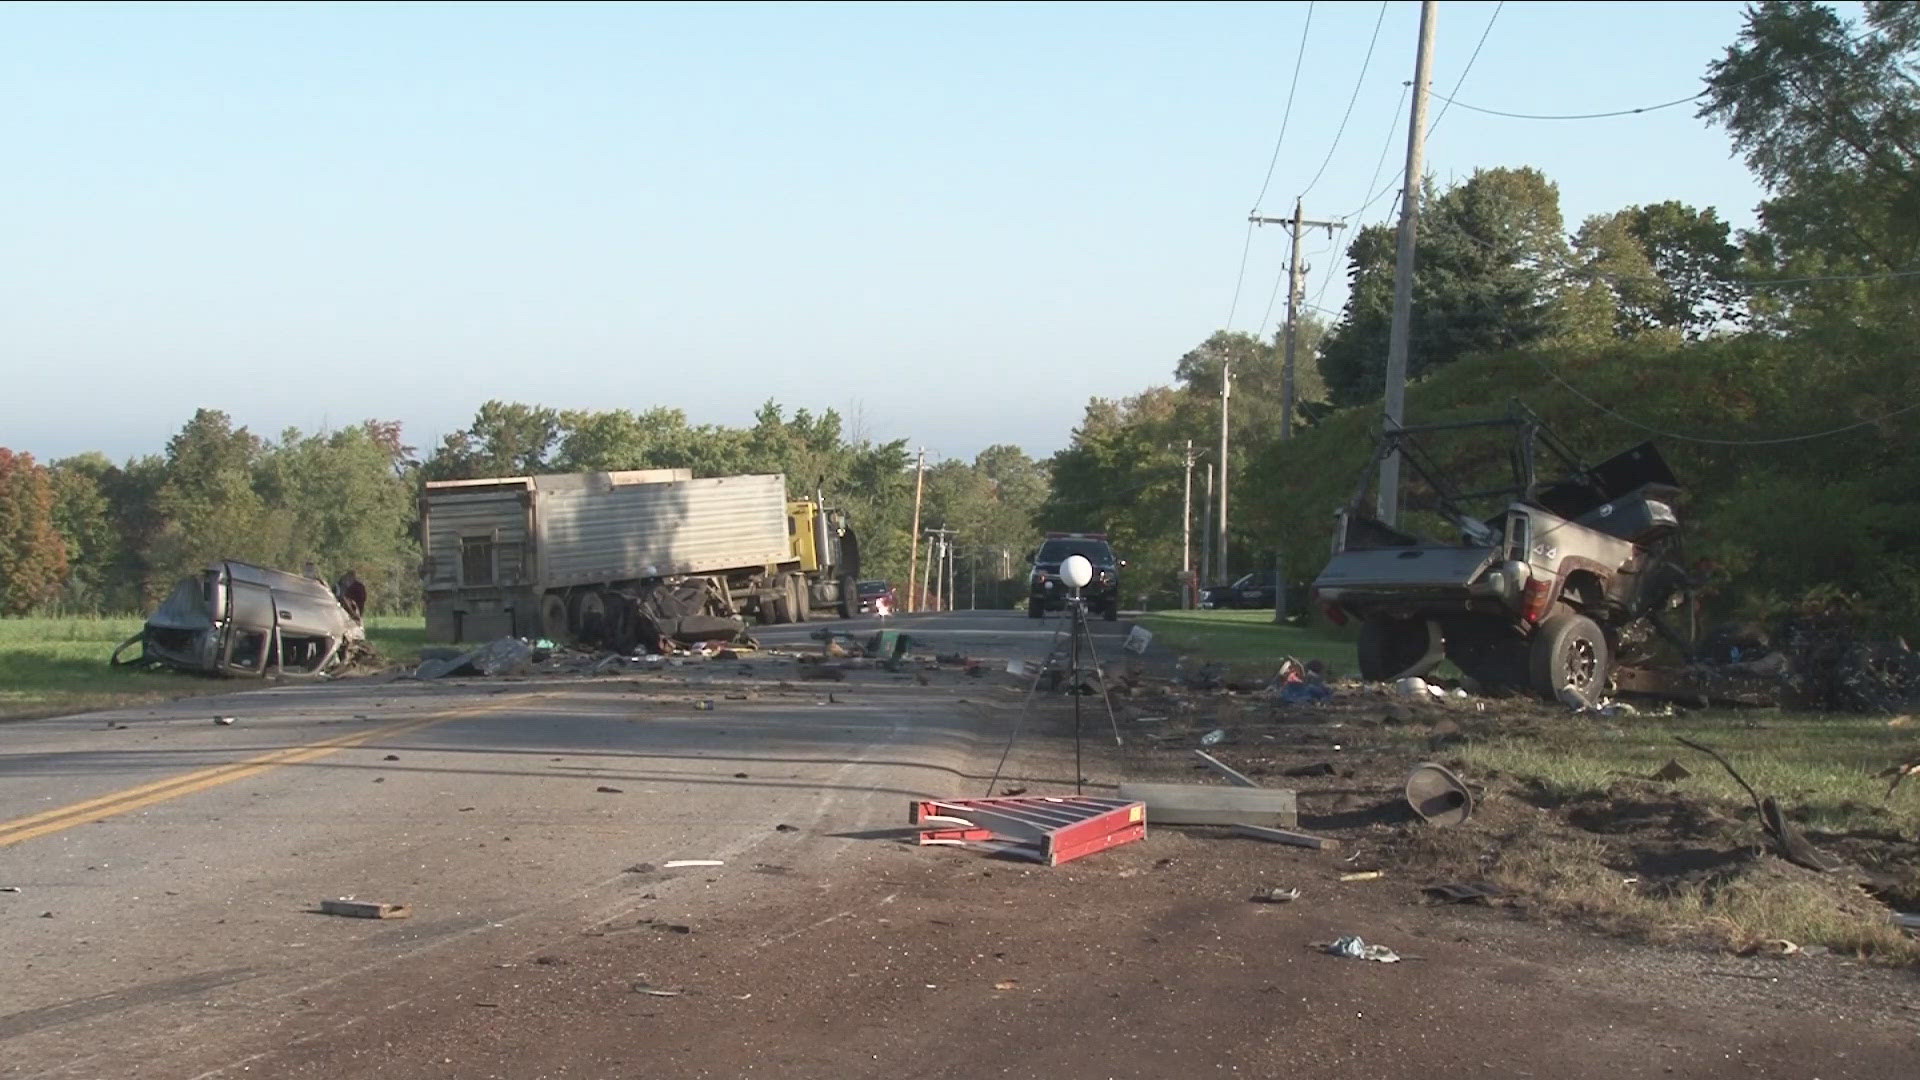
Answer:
[909,796,1145,867]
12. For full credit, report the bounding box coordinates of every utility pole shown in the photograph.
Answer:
[923,526,957,613]
[919,532,935,613]
[906,448,926,611]
[1250,199,1345,441]
[1216,356,1231,584]
[1181,439,1194,608]
[1380,0,1438,526]
[1200,462,1214,588]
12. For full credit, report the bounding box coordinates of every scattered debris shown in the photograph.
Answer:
[1423,882,1505,904]
[993,979,1020,991]
[1192,750,1259,788]
[1232,823,1335,850]
[630,983,684,997]
[319,898,410,919]
[0,886,19,893]
[1404,762,1474,827]
[1116,782,1297,828]
[382,754,400,761]
[1199,728,1227,747]
[624,863,656,873]
[1321,935,1400,962]
[663,859,724,869]
[797,665,848,682]
[213,716,236,726]
[596,785,625,794]
[1879,758,1920,798]
[774,823,798,833]
[1397,677,1445,700]
[1339,871,1384,882]
[910,796,1146,866]
[1250,887,1301,904]
[1281,762,1338,778]
[1675,736,1844,872]
[1649,759,1693,782]
[1738,938,1802,958]
[1123,626,1153,655]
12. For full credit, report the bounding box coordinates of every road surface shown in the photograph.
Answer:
[0,608,1115,1079]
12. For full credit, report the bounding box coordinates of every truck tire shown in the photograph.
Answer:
[541,593,573,645]
[1103,599,1119,621]
[837,575,857,620]
[1530,606,1611,703]
[570,591,606,644]
[789,574,811,623]
[1357,617,1430,681]
[1027,599,1044,620]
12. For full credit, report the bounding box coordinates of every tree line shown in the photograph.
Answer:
[0,402,1050,618]
[1040,1,1920,626]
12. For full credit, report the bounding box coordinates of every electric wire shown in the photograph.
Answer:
[1427,0,1503,133]
[1299,0,1390,201]
[1227,2,1315,331]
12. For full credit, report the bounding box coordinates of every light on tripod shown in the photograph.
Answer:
[1060,554,1093,590]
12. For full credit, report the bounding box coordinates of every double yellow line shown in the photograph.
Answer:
[0,700,511,849]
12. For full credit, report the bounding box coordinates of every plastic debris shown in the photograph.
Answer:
[1123,626,1153,655]
[214,717,236,726]
[1250,887,1301,904]
[1199,728,1226,747]
[1324,935,1399,962]
[663,859,724,869]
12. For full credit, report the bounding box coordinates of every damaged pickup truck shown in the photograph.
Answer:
[1312,411,1694,703]
[113,561,368,677]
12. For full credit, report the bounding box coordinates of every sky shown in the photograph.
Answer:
[3,1,1780,469]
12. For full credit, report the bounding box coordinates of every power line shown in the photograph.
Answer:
[1299,0,1390,201]
[1532,355,1920,446]
[1227,1,1315,331]
[1430,88,1706,121]
[1249,1,1316,214]
[1428,0,1502,133]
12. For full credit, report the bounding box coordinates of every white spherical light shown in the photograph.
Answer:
[1060,554,1094,589]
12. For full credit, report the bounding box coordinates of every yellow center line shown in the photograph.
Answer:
[0,696,523,849]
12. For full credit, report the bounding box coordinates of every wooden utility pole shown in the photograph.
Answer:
[906,448,926,611]
[1216,358,1231,584]
[1181,439,1194,608]
[1251,200,1345,441]
[1200,462,1215,589]
[1379,0,1438,526]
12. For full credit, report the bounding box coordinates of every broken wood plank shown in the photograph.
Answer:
[1231,823,1334,850]
[1191,749,1259,788]
[319,899,410,919]
[1117,782,1296,828]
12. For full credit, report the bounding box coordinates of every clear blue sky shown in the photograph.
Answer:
[4,1,1775,468]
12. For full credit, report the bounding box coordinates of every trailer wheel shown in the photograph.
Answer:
[1357,616,1432,681]
[571,591,607,644]
[790,574,812,623]
[541,594,573,645]
[1530,606,1611,703]
[837,575,857,620]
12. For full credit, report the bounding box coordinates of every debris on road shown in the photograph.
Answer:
[630,982,684,997]
[1232,823,1335,850]
[1423,882,1505,905]
[214,717,235,726]
[1282,762,1338,777]
[910,796,1146,866]
[1404,762,1475,827]
[663,859,724,869]
[1116,782,1297,828]
[1340,871,1384,882]
[319,898,411,919]
[1321,935,1400,962]
[1191,749,1258,788]
[596,786,625,794]
[1250,887,1301,904]
[1199,728,1226,747]
[1650,759,1693,782]
[1123,625,1153,655]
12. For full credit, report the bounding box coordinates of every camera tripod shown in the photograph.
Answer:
[986,589,1124,796]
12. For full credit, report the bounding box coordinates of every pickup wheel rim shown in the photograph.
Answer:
[1565,636,1599,692]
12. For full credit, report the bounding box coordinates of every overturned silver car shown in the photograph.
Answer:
[113,561,368,677]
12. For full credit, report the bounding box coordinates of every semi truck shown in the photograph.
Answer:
[421,469,861,647]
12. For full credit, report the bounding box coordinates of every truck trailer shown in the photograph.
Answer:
[420,469,860,647]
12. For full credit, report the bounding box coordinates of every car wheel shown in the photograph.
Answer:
[1357,616,1433,681]
[1103,600,1119,621]
[1530,606,1611,703]
[1027,599,1044,619]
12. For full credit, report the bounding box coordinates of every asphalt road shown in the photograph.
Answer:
[0,608,1121,1079]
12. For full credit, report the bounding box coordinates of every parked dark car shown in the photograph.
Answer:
[856,579,896,615]
[1201,570,1279,610]
[1028,533,1122,620]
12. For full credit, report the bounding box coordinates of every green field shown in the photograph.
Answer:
[1137,609,1353,671]
[0,616,428,722]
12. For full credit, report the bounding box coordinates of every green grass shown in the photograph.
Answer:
[1461,709,1920,837]
[1138,609,1353,672]
[0,615,428,722]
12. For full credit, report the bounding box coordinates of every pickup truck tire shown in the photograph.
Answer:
[1358,617,1430,681]
[1027,599,1045,620]
[1531,607,1611,702]
[1103,599,1120,622]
